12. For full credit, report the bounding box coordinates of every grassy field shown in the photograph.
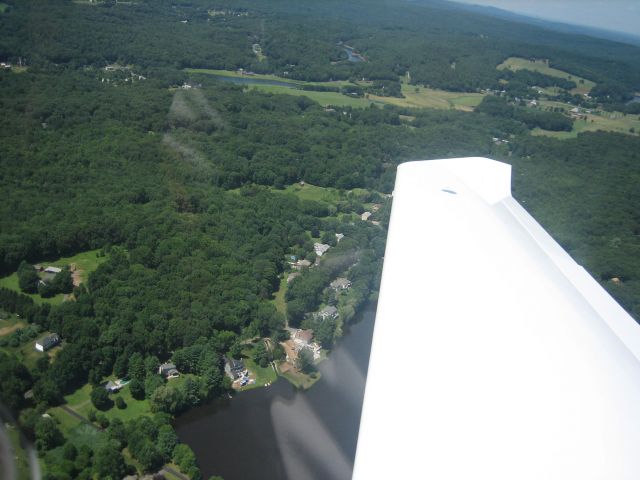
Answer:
[240,345,278,391]
[279,368,321,390]
[0,314,25,336]
[271,274,288,317]
[0,333,58,370]
[0,249,106,305]
[272,182,342,204]
[497,57,595,95]
[370,82,484,111]
[51,380,153,435]
[247,84,373,108]
[532,106,640,139]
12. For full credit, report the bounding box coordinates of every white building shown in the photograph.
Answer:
[313,242,330,256]
[354,158,640,480]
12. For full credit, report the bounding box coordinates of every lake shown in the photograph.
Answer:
[174,304,377,480]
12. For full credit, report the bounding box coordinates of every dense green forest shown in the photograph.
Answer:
[1,0,640,478]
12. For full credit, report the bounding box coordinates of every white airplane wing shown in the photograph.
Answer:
[353,157,640,480]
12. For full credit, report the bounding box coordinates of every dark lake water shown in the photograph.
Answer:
[174,304,377,480]
[208,74,298,89]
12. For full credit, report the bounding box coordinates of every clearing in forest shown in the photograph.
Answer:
[497,57,595,95]
[369,82,484,111]
[0,249,107,305]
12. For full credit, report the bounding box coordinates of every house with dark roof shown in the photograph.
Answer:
[158,362,180,379]
[317,305,339,321]
[35,334,60,352]
[225,357,245,379]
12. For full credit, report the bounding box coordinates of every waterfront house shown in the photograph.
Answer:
[317,305,339,321]
[35,334,60,352]
[225,357,245,379]
[292,329,314,349]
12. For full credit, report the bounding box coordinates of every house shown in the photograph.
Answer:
[44,266,62,274]
[104,380,123,393]
[317,305,339,321]
[292,329,314,349]
[293,259,312,270]
[224,357,245,379]
[335,233,345,243]
[361,211,372,221]
[330,278,352,291]
[158,362,180,379]
[308,342,322,360]
[314,243,330,256]
[35,334,60,352]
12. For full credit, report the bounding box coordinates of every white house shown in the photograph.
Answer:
[35,334,60,352]
[314,243,330,256]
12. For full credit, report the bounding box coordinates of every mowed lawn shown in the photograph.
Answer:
[50,381,153,436]
[497,57,595,95]
[240,354,278,391]
[0,332,59,370]
[0,249,106,305]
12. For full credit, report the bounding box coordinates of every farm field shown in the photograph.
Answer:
[497,57,596,95]
[369,82,485,111]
